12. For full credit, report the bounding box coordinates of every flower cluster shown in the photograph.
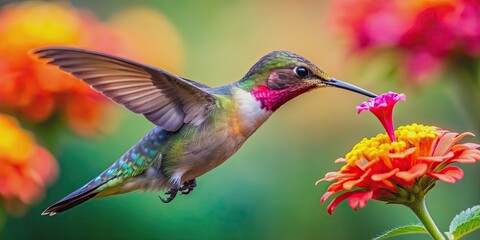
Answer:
[317,92,480,214]
[0,2,185,220]
[0,1,127,136]
[0,114,57,215]
[318,124,480,214]
[330,0,480,79]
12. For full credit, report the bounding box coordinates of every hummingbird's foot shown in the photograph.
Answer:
[158,179,197,203]
[159,188,178,203]
[180,179,197,195]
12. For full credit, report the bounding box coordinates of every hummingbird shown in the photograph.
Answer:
[34,47,376,216]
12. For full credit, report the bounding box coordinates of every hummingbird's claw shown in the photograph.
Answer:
[180,179,197,195]
[159,188,178,203]
[159,179,197,203]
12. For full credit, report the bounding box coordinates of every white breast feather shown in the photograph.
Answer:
[232,87,272,130]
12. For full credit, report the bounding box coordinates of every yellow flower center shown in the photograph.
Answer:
[0,114,34,163]
[344,124,439,168]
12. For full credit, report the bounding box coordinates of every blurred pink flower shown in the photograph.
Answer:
[455,0,480,54]
[330,0,480,80]
[329,0,407,48]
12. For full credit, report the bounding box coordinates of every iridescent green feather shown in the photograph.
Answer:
[93,128,170,193]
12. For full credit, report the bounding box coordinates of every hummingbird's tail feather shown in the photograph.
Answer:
[41,186,99,216]
[42,127,169,216]
[41,169,116,216]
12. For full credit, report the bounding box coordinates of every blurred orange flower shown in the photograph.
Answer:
[317,124,480,214]
[0,1,128,137]
[0,114,57,215]
[108,6,185,75]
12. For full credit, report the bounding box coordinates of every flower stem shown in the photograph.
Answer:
[406,198,445,240]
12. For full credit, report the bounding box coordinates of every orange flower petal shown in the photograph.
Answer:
[461,151,480,160]
[431,132,458,156]
[348,190,373,211]
[427,166,464,184]
[449,148,480,164]
[343,180,361,190]
[450,158,477,164]
[381,179,396,190]
[388,147,417,158]
[432,132,474,156]
[320,191,335,202]
[343,169,371,190]
[463,143,480,149]
[395,163,428,182]
[327,191,354,215]
[417,151,454,162]
[451,143,480,152]
[315,172,340,185]
[371,168,399,181]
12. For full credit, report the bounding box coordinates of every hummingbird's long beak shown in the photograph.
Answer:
[322,78,377,98]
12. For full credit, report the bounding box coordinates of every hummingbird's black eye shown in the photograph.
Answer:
[294,66,309,78]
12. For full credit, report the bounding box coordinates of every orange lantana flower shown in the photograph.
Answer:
[0,114,57,215]
[0,1,127,137]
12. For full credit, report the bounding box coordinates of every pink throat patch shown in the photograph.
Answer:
[250,85,315,111]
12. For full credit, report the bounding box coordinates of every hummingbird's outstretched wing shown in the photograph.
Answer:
[34,47,217,132]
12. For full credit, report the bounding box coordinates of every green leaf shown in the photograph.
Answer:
[373,224,428,240]
[448,205,480,240]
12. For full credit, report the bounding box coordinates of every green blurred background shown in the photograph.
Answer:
[1,0,479,239]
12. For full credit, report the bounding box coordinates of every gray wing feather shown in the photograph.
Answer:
[34,47,217,131]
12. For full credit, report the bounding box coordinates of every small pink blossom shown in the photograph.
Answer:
[357,91,406,142]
